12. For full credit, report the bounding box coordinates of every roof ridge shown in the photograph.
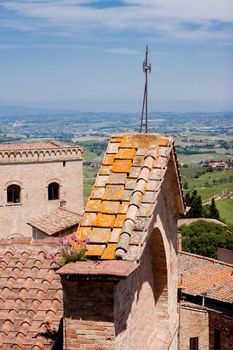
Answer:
[116,145,158,259]
[0,238,59,247]
[178,250,233,268]
[57,207,83,216]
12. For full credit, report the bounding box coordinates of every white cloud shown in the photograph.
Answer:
[104,47,140,55]
[1,0,233,42]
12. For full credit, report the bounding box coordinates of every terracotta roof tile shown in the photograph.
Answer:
[28,208,82,236]
[93,213,116,228]
[102,185,125,200]
[76,133,184,261]
[178,251,233,303]
[115,148,136,160]
[111,159,132,173]
[99,201,120,214]
[0,239,62,349]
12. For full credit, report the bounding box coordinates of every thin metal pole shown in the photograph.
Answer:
[140,45,151,133]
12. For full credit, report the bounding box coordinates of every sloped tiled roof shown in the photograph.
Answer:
[28,208,82,236]
[178,251,233,303]
[0,239,62,349]
[77,133,184,261]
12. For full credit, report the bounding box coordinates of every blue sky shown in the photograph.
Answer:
[0,0,233,112]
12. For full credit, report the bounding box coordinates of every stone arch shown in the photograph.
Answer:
[148,226,168,324]
[15,152,22,161]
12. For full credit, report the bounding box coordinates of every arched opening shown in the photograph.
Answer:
[48,182,60,200]
[148,227,168,323]
[7,184,21,204]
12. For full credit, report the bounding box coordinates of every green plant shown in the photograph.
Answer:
[43,233,89,266]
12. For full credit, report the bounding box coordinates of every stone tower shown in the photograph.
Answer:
[0,140,83,237]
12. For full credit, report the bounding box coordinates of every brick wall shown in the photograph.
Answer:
[61,244,171,350]
[62,279,116,350]
[179,304,209,350]
[209,310,233,350]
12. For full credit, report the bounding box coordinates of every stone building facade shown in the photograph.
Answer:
[0,140,83,237]
[178,251,233,350]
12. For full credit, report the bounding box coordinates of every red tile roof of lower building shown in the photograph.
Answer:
[0,238,62,349]
[178,251,233,304]
[28,208,82,236]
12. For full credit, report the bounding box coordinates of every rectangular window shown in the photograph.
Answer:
[190,337,199,350]
[214,329,221,350]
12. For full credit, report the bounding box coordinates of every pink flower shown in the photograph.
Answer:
[43,252,49,260]
[71,233,76,241]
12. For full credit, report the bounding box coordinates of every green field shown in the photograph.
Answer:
[178,153,230,164]
[181,165,233,225]
[197,184,233,200]
[83,167,99,196]
[216,199,233,226]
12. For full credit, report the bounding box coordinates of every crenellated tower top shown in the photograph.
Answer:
[0,140,83,164]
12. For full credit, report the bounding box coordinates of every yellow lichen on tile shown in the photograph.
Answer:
[116,148,136,160]
[101,243,118,260]
[118,202,129,214]
[77,226,92,238]
[103,185,124,200]
[110,138,122,143]
[93,213,116,228]
[89,228,111,242]
[102,155,115,165]
[91,187,105,199]
[114,214,126,228]
[118,134,170,151]
[81,213,97,226]
[111,159,132,173]
[86,200,101,212]
[159,138,170,146]
[99,165,112,175]
[86,244,106,256]
[99,201,120,214]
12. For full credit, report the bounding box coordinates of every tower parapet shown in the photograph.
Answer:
[0,140,83,164]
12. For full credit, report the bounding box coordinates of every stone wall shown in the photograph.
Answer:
[209,310,233,350]
[179,303,209,350]
[62,279,116,350]
[0,159,83,237]
[114,249,157,350]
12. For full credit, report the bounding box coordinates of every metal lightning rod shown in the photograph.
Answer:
[140,45,151,133]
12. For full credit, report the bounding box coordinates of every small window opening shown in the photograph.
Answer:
[63,161,66,167]
[7,184,21,203]
[190,337,199,350]
[214,329,221,350]
[48,182,60,200]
